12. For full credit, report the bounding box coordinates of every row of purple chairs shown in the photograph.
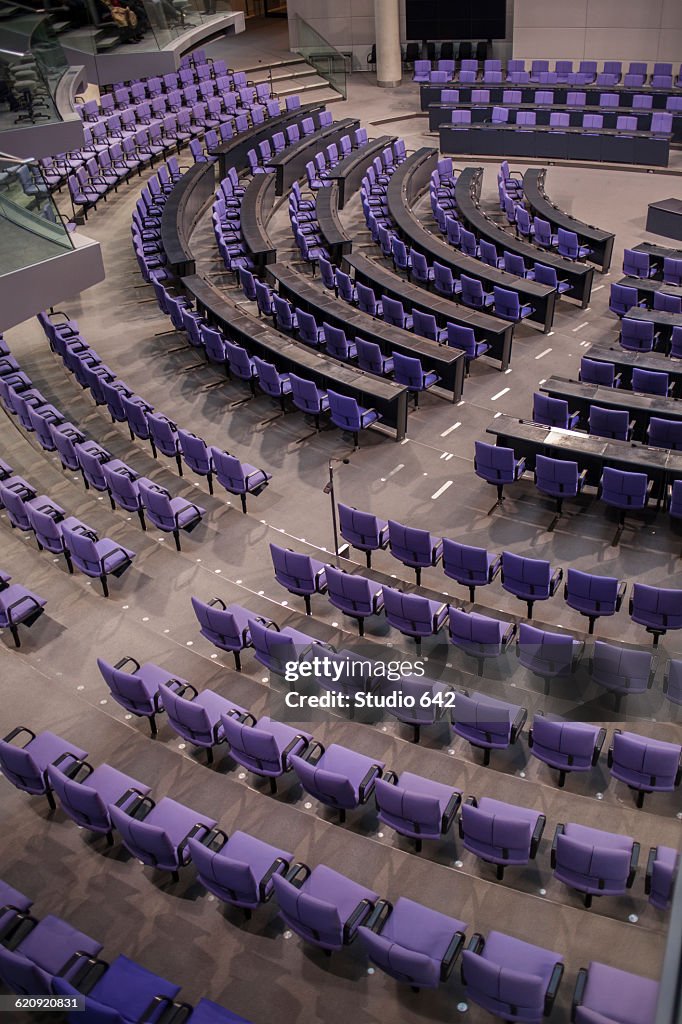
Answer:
[610,281,682,317]
[0,557,46,648]
[0,733,666,1019]
[438,87,682,113]
[414,58,682,88]
[450,106,674,135]
[623,247,682,285]
[0,875,249,1022]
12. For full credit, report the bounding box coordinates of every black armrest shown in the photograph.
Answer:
[645,846,657,894]
[502,622,517,648]
[139,995,175,1023]
[382,769,398,786]
[51,751,86,777]
[303,740,325,764]
[571,967,588,1022]
[442,792,462,834]
[1,725,35,746]
[607,729,620,767]
[530,814,546,859]
[285,862,311,887]
[544,962,564,1017]
[259,857,290,902]
[281,733,310,770]
[364,898,392,933]
[648,656,658,688]
[440,930,466,982]
[550,824,565,869]
[60,954,108,994]
[458,795,477,839]
[204,827,229,852]
[115,789,154,817]
[628,842,640,886]
[466,932,485,955]
[358,764,383,803]
[207,596,227,610]
[615,581,627,611]
[510,707,528,743]
[5,594,43,623]
[343,898,374,944]
[593,728,607,766]
[549,567,564,595]
[178,822,214,864]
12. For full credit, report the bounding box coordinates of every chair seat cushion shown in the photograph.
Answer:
[18,915,102,974]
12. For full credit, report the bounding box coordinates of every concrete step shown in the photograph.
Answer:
[238,56,306,76]
[274,79,344,102]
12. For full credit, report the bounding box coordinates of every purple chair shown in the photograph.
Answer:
[599,468,651,545]
[442,539,501,603]
[47,760,151,845]
[96,655,187,734]
[664,658,682,706]
[178,430,214,493]
[387,520,442,585]
[572,962,659,1024]
[446,324,490,368]
[270,543,327,615]
[272,864,377,952]
[324,565,383,636]
[109,796,218,884]
[0,914,103,996]
[0,727,87,809]
[327,390,381,449]
[448,609,516,676]
[210,448,271,513]
[501,551,563,618]
[147,413,183,473]
[551,822,638,908]
[191,598,269,671]
[623,249,656,278]
[248,618,321,678]
[564,568,626,634]
[157,682,246,765]
[220,711,312,793]
[0,574,46,648]
[459,796,545,879]
[608,730,682,808]
[379,674,453,743]
[290,742,384,822]
[528,714,606,788]
[591,641,656,711]
[474,441,525,512]
[609,283,644,317]
[517,623,584,694]
[382,586,448,649]
[188,830,292,917]
[534,456,587,525]
[646,846,679,910]
[620,317,657,353]
[337,503,388,567]
[580,357,619,388]
[629,582,682,645]
[138,479,204,552]
[532,394,579,430]
[461,930,564,1022]
[358,897,467,990]
[451,691,526,765]
[557,228,591,261]
[392,352,440,406]
[374,770,461,851]
[61,524,135,597]
[289,373,329,431]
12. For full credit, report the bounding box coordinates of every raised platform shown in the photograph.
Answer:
[0,65,86,160]
[646,197,682,242]
[60,11,245,86]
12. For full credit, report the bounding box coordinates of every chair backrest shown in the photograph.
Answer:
[600,467,648,505]
[96,657,156,714]
[532,393,571,429]
[220,714,280,770]
[580,357,615,387]
[648,417,682,450]
[621,318,655,352]
[375,775,442,833]
[109,804,175,867]
[187,836,260,904]
[588,406,629,440]
[474,440,516,482]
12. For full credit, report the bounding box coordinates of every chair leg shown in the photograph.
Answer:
[412,725,421,744]
[240,493,247,514]
[415,566,422,586]
[243,907,252,921]
[269,777,277,795]
[469,584,476,603]
[304,594,311,615]
[176,453,183,476]
[233,650,242,672]
[207,472,214,495]
[64,551,74,574]
[526,599,534,619]
[636,789,645,808]
[173,529,182,551]
[206,747,214,766]
[138,509,147,531]
[100,574,109,597]
[482,748,491,767]
[588,616,596,635]
[496,864,505,881]
[584,893,593,909]
[149,714,158,737]
[358,618,365,637]
[611,511,625,547]
[105,830,114,847]
[149,438,157,459]
[9,622,20,647]
[339,808,347,824]
[365,551,372,568]
[171,870,180,884]
[415,838,422,853]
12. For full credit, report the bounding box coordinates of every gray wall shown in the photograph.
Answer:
[512,0,682,65]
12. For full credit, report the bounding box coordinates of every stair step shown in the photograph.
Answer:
[238,56,307,75]
[249,65,318,85]
[275,79,341,98]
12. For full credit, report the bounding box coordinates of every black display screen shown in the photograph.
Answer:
[406,0,507,40]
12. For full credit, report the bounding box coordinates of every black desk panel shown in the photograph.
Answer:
[212,103,325,181]
[646,199,682,243]
[385,148,555,333]
[486,413,682,499]
[240,172,277,274]
[183,273,409,440]
[420,83,680,113]
[618,306,682,346]
[325,135,395,208]
[541,375,682,441]
[316,183,352,264]
[267,261,466,401]
[343,251,514,371]
[160,161,215,278]
[616,276,682,308]
[268,118,360,196]
[439,123,670,168]
[634,241,682,271]
[455,166,594,307]
[586,345,682,389]
[522,167,615,273]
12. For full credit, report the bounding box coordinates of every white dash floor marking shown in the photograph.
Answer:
[431,481,453,500]
[572,321,589,332]
[592,284,604,291]
[440,421,461,437]
[535,348,552,360]
[491,387,510,401]
[547,331,555,337]
[380,464,405,482]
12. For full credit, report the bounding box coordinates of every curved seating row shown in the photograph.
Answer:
[413,58,682,88]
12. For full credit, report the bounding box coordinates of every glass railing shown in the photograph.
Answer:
[0,9,69,130]
[0,155,73,276]
[294,14,348,100]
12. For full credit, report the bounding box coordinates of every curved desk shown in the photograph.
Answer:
[634,241,682,273]
[617,276,682,308]
[267,261,466,401]
[522,168,614,273]
[267,118,360,196]
[618,307,682,347]
[343,251,513,371]
[454,166,594,308]
[587,346,682,390]
[387,148,556,333]
[540,375,682,442]
[420,83,680,113]
[439,123,670,167]
[316,183,352,264]
[211,103,325,180]
[160,161,216,278]
[183,273,409,440]
[324,135,395,208]
[241,172,277,274]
